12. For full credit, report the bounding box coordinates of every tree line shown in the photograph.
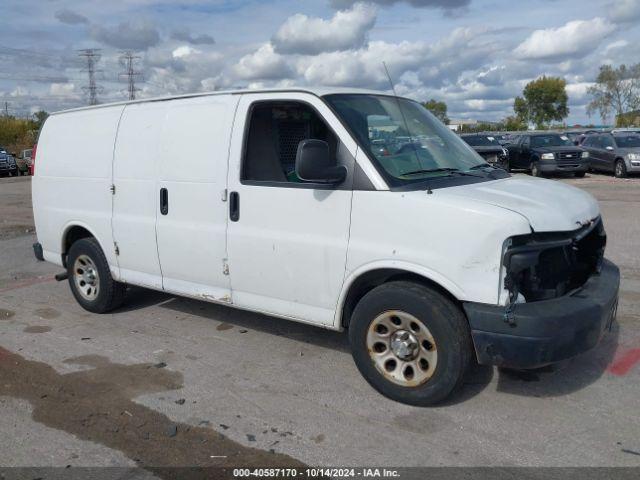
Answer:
[0,111,48,154]
[422,63,640,132]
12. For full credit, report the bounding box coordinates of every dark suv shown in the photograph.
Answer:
[505,133,589,177]
[581,133,640,178]
[0,147,19,177]
[460,133,508,168]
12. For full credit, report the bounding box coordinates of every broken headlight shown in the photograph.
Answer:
[502,218,606,304]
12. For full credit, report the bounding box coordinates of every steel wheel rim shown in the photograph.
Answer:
[73,254,100,301]
[366,310,438,387]
[616,162,622,176]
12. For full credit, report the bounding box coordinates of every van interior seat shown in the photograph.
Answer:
[244,103,340,183]
[244,108,287,182]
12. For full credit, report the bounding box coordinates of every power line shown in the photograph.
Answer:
[78,48,103,105]
[119,51,143,101]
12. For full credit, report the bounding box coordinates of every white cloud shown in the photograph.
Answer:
[49,83,76,96]
[272,3,377,55]
[233,43,294,81]
[565,82,593,102]
[604,39,629,53]
[296,40,429,88]
[10,86,29,97]
[172,45,200,58]
[331,0,470,12]
[514,17,616,61]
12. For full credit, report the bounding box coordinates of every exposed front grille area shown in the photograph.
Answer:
[505,218,607,302]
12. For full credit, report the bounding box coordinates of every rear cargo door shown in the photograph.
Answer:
[155,95,239,301]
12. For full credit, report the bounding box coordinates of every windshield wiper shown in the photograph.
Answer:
[469,163,494,170]
[400,167,460,176]
[401,167,486,178]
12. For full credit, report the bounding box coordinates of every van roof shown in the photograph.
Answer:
[51,86,387,115]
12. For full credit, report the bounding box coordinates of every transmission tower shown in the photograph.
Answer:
[78,49,103,105]
[119,51,143,101]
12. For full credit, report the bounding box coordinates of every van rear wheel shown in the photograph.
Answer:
[67,238,125,313]
[348,281,472,406]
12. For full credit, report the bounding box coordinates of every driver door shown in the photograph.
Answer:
[225,92,358,327]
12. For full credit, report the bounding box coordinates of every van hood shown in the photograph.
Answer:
[441,176,599,232]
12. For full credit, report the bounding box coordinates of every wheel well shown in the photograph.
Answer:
[62,226,93,266]
[341,269,460,329]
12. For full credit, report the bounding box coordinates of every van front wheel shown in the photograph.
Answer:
[348,281,472,406]
[67,238,125,313]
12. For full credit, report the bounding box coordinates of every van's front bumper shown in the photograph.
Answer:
[463,259,619,369]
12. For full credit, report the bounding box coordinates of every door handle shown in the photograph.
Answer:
[160,188,169,215]
[229,191,239,222]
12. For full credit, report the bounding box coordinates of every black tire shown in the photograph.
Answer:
[67,237,126,313]
[531,162,543,177]
[574,171,586,178]
[348,281,472,406]
[500,158,510,172]
[614,159,627,178]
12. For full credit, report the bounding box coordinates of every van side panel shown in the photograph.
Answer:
[155,95,238,299]
[32,106,125,269]
[112,102,165,288]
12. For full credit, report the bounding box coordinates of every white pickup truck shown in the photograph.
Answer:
[32,87,619,405]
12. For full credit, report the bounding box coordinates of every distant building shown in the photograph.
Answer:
[448,119,500,132]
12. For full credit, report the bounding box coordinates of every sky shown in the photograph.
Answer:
[1,0,639,124]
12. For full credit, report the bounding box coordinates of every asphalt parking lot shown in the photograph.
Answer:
[0,175,639,473]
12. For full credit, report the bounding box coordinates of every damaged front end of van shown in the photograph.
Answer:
[463,217,619,369]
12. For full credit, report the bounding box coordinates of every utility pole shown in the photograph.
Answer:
[119,51,143,101]
[3,102,8,116]
[78,49,103,105]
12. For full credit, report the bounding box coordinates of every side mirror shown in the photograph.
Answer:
[295,139,346,184]
[606,146,614,151]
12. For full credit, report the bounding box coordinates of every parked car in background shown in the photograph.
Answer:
[505,133,589,177]
[460,133,508,168]
[16,149,32,176]
[581,132,640,178]
[28,144,37,176]
[611,128,640,134]
[490,133,510,145]
[564,131,585,145]
[0,147,19,177]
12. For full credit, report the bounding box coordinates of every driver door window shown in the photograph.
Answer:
[242,101,339,185]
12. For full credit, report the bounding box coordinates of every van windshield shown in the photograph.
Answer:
[324,94,488,187]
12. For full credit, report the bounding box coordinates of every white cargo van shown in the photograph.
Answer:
[32,88,619,405]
